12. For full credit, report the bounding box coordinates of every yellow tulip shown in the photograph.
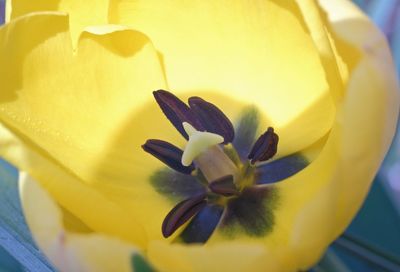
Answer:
[1,0,399,271]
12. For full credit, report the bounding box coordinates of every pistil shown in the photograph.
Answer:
[194,145,238,183]
[180,122,238,183]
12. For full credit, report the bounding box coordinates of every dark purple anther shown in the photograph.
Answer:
[209,175,239,197]
[162,194,207,238]
[153,90,204,139]
[142,139,195,174]
[248,127,279,164]
[188,97,235,144]
[153,90,234,144]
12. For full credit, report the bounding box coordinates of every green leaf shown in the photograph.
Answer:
[131,253,156,272]
[0,159,56,271]
[311,249,351,272]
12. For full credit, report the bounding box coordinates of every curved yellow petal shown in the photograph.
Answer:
[110,0,335,156]
[0,123,146,247]
[8,0,110,45]
[0,12,168,243]
[147,240,282,272]
[287,57,398,269]
[286,1,399,269]
[19,172,141,272]
[318,0,400,234]
[296,0,347,104]
[0,12,165,184]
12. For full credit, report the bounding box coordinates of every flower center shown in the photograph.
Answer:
[181,122,237,184]
[142,90,308,244]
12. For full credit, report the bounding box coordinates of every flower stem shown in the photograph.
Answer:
[310,249,351,272]
[333,233,400,272]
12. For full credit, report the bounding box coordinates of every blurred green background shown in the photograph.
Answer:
[0,1,399,271]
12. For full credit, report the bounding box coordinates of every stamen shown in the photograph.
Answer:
[188,97,235,144]
[153,90,203,139]
[181,122,224,166]
[209,175,239,197]
[162,194,207,238]
[153,90,235,144]
[248,127,279,164]
[142,139,195,174]
[144,97,285,243]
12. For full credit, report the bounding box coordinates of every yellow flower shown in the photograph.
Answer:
[1,0,399,271]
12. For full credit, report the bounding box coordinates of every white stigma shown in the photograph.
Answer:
[181,122,224,166]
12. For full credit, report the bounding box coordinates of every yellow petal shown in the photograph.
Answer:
[287,57,398,269]
[110,0,335,156]
[0,123,147,247]
[286,1,400,269]
[296,0,347,103]
[147,240,283,272]
[0,12,168,244]
[19,172,142,272]
[8,0,110,45]
[0,13,165,185]
[318,0,400,233]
